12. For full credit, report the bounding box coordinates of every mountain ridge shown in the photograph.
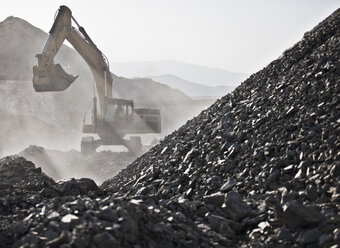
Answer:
[111,59,249,87]
[149,74,235,97]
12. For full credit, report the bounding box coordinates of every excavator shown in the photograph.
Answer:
[32,5,161,154]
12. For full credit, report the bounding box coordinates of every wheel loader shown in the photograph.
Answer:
[32,5,161,154]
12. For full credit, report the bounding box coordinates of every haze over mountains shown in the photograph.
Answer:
[111,60,249,87]
[0,16,248,99]
[149,74,235,97]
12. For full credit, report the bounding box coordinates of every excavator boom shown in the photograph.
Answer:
[32,5,112,115]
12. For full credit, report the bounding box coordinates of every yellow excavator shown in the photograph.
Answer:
[33,5,161,154]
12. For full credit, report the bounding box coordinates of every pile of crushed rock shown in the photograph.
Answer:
[0,156,215,247]
[0,8,339,248]
[102,9,340,247]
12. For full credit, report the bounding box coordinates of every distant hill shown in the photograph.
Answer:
[111,74,189,102]
[111,60,248,87]
[149,74,235,97]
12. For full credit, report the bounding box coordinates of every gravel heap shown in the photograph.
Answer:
[103,9,340,247]
[0,156,216,248]
[0,9,339,248]
[0,156,102,211]
[0,156,56,199]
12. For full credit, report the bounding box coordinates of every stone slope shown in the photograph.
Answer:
[0,156,218,248]
[102,9,340,247]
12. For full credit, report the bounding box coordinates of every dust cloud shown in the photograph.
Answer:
[18,145,136,184]
[0,16,212,181]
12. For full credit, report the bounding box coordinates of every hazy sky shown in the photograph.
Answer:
[1,0,338,73]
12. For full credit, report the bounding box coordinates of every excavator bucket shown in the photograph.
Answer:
[33,63,78,92]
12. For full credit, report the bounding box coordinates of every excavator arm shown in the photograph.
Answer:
[33,5,112,115]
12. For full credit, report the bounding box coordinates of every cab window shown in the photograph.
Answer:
[105,103,117,122]
[128,104,133,115]
[117,104,125,119]
[122,105,127,118]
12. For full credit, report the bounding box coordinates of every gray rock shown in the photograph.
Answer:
[319,233,333,245]
[13,223,27,235]
[203,192,225,208]
[258,221,270,233]
[58,178,101,196]
[0,233,7,247]
[277,200,324,230]
[61,214,79,223]
[39,187,59,198]
[333,228,340,241]
[208,214,235,238]
[298,228,322,245]
[76,178,101,194]
[220,178,237,192]
[47,211,61,220]
[69,236,88,248]
[208,175,222,186]
[43,229,59,241]
[330,162,340,177]
[58,180,73,194]
[136,186,149,196]
[175,212,187,221]
[153,222,167,232]
[277,226,292,241]
[222,192,252,221]
[93,232,118,248]
[98,207,117,221]
[306,184,318,201]
[45,232,68,248]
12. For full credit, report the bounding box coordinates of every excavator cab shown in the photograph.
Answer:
[104,98,134,125]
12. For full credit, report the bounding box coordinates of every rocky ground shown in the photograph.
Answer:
[0,8,339,248]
